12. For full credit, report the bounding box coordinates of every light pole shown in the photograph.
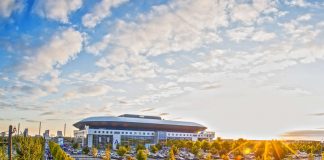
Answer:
[7,125,16,160]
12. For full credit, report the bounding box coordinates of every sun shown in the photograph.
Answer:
[244,148,251,154]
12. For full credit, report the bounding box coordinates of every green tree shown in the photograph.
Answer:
[136,150,147,160]
[92,147,98,157]
[14,136,44,160]
[150,145,158,153]
[72,142,80,149]
[83,146,90,154]
[0,146,7,159]
[117,146,128,157]
[49,141,73,160]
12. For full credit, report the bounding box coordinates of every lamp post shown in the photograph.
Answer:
[8,125,16,160]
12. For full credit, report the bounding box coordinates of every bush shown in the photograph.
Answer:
[150,145,158,153]
[136,150,147,160]
[92,147,98,157]
[83,146,90,154]
[136,144,146,152]
[126,155,135,160]
[103,147,110,160]
[117,146,128,156]
[168,148,175,160]
[72,142,80,149]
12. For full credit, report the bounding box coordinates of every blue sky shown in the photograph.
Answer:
[1,0,324,139]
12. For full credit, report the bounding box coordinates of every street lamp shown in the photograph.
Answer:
[8,125,16,160]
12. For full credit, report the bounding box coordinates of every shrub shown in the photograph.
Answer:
[83,146,90,154]
[92,147,98,157]
[168,148,175,160]
[136,144,146,152]
[150,145,158,153]
[103,147,110,160]
[117,146,128,156]
[136,150,147,160]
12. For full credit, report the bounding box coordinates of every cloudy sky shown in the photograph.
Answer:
[1,0,324,139]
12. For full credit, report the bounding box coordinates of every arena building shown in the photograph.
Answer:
[73,114,215,149]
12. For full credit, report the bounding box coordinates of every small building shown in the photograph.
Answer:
[57,131,63,137]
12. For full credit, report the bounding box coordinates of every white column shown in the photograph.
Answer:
[88,134,93,148]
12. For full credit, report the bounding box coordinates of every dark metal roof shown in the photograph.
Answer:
[118,114,162,120]
[73,116,207,132]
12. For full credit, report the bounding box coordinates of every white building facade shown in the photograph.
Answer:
[73,114,215,149]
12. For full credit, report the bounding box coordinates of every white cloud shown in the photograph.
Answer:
[0,0,23,18]
[227,27,255,42]
[230,0,276,25]
[63,84,113,100]
[82,0,129,28]
[18,28,84,81]
[87,0,228,56]
[231,4,259,25]
[86,34,111,55]
[227,27,276,42]
[279,20,320,43]
[33,0,82,23]
[251,30,276,41]
[296,13,312,21]
[165,58,175,65]
[284,0,322,8]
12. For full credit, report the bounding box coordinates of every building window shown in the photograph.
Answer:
[110,131,112,134]
[126,132,128,134]
[130,132,132,134]
[94,131,96,133]
[122,132,124,134]
[98,131,101,133]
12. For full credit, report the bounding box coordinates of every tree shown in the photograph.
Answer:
[126,155,135,160]
[150,145,158,153]
[103,147,110,160]
[186,141,194,151]
[49,141,73,160]
[205,153,212,160]
[0,146,6,159]
[136,144,146,151]
[83,146,90,154]
[14,136,44,160]
[117,146,128,157]
[72,142,80,149]
[136,150,147,160]
[201,140,211,152]
[171,145,179,155]
[168,148,176,160]
[92,147,98,157]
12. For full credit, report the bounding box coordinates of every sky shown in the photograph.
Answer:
[0,0,324,140]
